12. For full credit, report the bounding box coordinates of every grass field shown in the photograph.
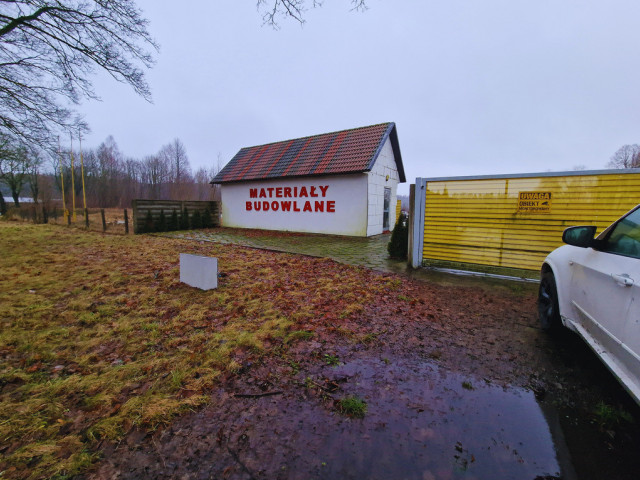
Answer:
[10,206,131,235]
[0,222,392,479]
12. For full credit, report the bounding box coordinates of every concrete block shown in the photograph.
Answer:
[180,253,218,290]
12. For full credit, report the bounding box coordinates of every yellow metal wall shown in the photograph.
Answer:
[422,172,640,271]
[396,199,402,224]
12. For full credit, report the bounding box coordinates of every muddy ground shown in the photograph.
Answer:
[89,268,640,480]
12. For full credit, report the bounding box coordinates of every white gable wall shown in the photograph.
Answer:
[367,137,400,236]
[220,174,369,236]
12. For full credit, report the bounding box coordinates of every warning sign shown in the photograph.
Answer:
[517,191,552,213]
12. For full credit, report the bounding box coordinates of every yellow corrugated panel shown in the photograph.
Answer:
[396,199,401,224]
[422,172,640,271]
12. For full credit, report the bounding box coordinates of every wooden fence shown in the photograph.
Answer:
[132,200,220,234]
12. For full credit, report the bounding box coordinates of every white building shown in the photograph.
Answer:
[212,122,406,237]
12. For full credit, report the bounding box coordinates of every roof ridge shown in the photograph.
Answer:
[239,122,393,150]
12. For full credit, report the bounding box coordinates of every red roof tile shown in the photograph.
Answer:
[212,122,405,184]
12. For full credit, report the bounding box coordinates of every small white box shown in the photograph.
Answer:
[180,253,218,290]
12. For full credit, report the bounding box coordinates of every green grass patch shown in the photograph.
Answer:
[337,395,367,418]
[324,354,340,366]
[462,381,474,390]
[284,330,314,344]
[593,401,634,428]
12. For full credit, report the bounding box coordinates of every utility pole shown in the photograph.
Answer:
[79,131,87,211]
[59,137,67,221]
[70,133,76,221]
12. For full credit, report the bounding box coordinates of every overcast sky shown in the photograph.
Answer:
[80,0,640,195]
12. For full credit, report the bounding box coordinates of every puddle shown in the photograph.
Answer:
[280,357,572,480]
[96,351,640,479]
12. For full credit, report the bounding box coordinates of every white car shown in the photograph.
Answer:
[538,205,640,405]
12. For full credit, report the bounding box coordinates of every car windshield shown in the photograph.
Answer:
[604,208,640,259]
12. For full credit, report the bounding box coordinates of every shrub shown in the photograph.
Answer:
[179,207,189,230]
[202,208,213,228]
[167,209,178,231]
[157,210,167,232]
[191,209,202,229]
[0,206,20,221]
[143,210,155,233]
[387,212,408,259]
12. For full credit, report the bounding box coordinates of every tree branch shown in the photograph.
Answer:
[0,5,55,37]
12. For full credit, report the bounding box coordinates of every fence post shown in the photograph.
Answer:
[124,209,129,234]
[85,208,89,228]
[101,209,106,232]
[42,206,48,224]
[131,200,138,234]
[408,184,415,266]
[409,178,427,268]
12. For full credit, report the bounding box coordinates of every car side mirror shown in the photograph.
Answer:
[562,225,597,248]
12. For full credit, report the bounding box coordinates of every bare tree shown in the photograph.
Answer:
[121,157,142,205]
[95,136,123,206]
[257,0,367,27]
[194,166,219,201]
[141,154,169,199]
[28,150,43,203]
[0,141,34,206]
[608,144,640,169]
[210,159,222,201]
[36,170,55,205]
[159,138,191,184]
[158,138,193,200]
[0,1,157,149]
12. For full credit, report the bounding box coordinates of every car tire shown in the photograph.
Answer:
[538,270,561,332]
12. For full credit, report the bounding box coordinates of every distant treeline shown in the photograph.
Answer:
[2,136,220,211]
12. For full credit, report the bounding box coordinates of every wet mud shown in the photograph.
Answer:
[90,272,640,480]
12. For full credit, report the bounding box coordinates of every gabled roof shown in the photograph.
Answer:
[211,122,406,184]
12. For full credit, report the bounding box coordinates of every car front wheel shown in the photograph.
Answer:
[538,270,561,331]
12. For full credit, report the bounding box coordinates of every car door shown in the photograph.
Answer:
[613,209,640,376]
[569,207,640,351]
[622,272,640,389]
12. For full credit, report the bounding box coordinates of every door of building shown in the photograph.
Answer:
[383,187,391,231]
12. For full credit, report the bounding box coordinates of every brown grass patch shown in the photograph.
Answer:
[0,222,390,479]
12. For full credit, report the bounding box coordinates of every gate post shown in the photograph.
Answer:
[408,178,426,268]
[132,200,138,234]
[408,183,416,266]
